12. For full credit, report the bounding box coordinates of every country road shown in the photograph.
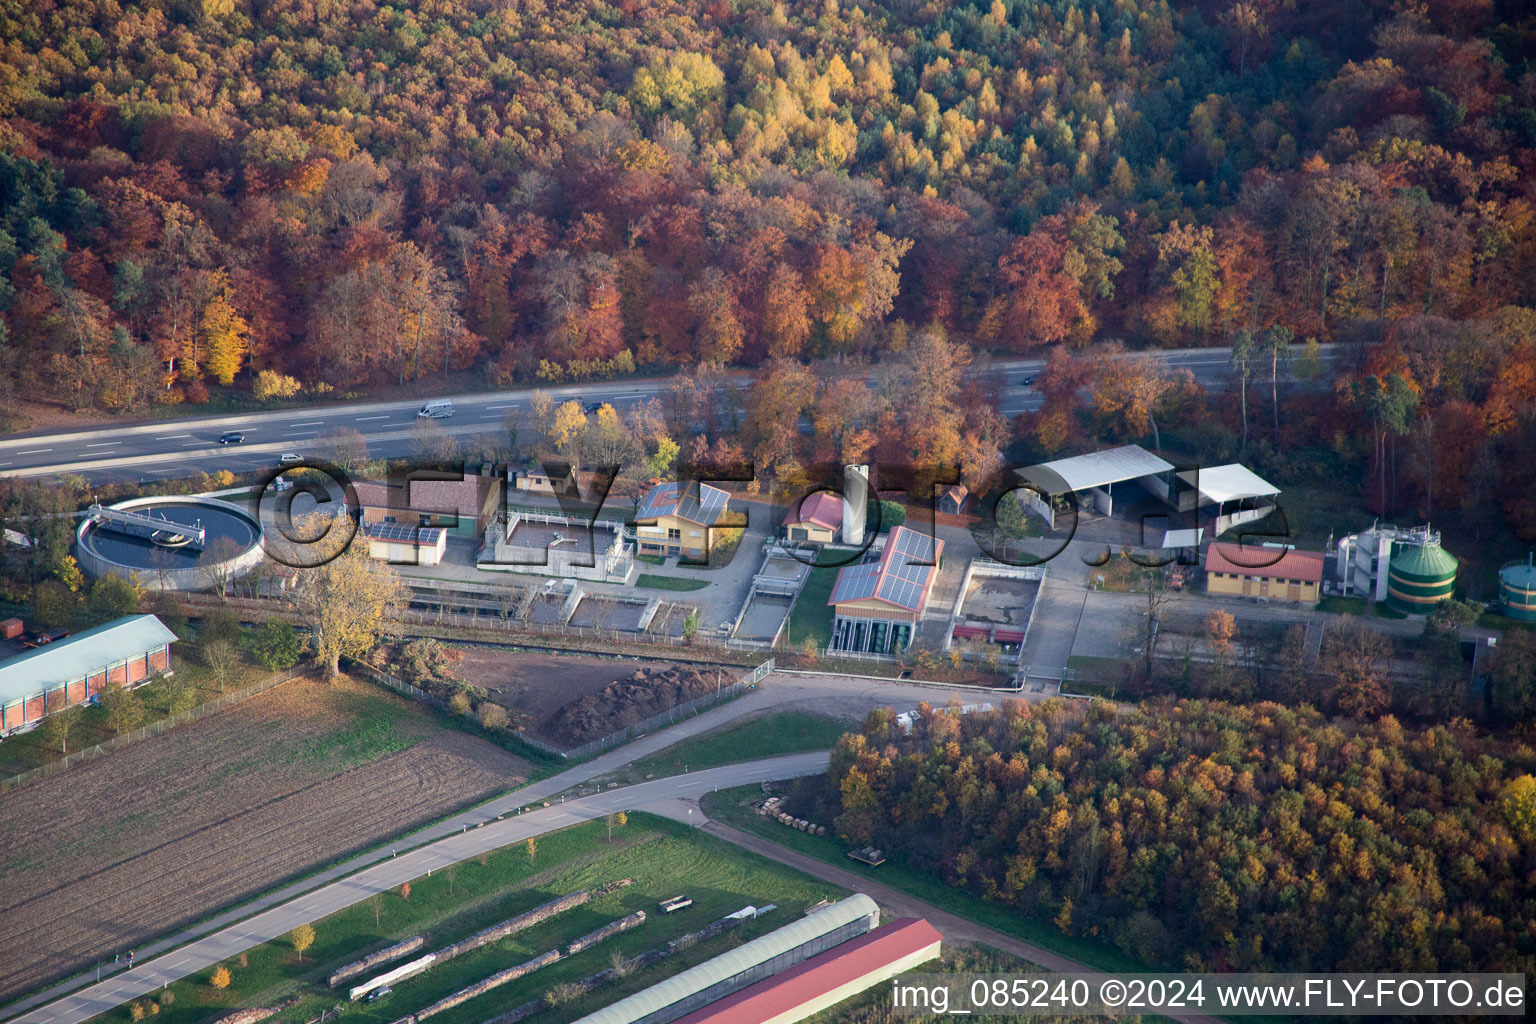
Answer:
[0,670,1039,1024]
[0,345,1342,483]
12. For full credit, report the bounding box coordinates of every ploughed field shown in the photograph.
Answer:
[0,677,531,1003]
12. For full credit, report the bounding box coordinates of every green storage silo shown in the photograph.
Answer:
[1385,532,1459,614]
[1500,554,1536,622]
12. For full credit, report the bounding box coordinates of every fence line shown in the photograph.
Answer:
[0,666,306,795]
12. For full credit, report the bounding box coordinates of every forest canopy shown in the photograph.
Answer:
[800,698,1536,974]
[0,0,1532,416]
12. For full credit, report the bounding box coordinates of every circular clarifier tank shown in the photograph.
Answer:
[76,496,264,591]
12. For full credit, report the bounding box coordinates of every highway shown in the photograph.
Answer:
[0,345,1341,483]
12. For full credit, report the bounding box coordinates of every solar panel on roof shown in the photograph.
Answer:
[366,522,442,544]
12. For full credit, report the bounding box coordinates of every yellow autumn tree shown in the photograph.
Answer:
[200,271,251,385]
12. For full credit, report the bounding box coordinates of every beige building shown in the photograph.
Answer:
[1204,542,1324,603]
[362,521,447,566]
[784,491,843,544]
[634,481,732,560]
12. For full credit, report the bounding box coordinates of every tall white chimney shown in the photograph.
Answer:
[843,464,869,545]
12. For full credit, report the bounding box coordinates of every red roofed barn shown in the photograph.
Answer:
[671,918,942,1024]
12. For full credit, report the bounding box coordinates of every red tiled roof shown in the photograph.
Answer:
[788,492,843,532]
[1204,542,1324,582]
[671,918,942,1024]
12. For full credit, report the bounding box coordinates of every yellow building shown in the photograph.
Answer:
[784,491,843,544]
[1204,542,1324,603]
[634,481,732,560]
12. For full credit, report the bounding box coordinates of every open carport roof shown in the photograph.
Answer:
[1177,464,1280,504]
[1019,444,1173,494]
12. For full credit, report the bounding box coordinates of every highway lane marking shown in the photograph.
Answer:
[355,415,389,421]
[155,433,192,439]
[290,421,324,427]
[486,404,516,410]
[86,442,120,447]
[17,448,51,455]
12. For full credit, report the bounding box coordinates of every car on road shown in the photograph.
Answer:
[1020,375,1037,387]
[218,431,245,444]
[584,401,605,414]
[278,453,303,464]
[418,399,454,418]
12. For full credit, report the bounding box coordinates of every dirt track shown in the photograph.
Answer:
[0,677,530,1002]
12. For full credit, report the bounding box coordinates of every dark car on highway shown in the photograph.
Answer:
[219,431,245,444]
[584,401,605,413]
[1020,375,1037,387]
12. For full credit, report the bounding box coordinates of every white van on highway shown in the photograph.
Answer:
[417,399,454,419]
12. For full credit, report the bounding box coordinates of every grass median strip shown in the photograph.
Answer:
[633,574,709,592]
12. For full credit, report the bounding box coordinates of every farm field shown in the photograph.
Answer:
[0,677,532,1003]
[87,815,850,1024]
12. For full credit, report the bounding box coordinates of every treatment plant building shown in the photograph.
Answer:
[0,615,177,736]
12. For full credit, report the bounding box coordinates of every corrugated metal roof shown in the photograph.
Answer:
[670,918,942,1024]
[829,526,944,612]
[1176,464,1280,504]
[1021,444,1173,494]
[569,895,879,1024]
[0,615,178,705]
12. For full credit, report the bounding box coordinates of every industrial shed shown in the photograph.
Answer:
[670,918,942,1024]
[0,615,177,735]
[1019,444,1175,518]
[828,527,944,655]
[361,521,447,566]
[571,894,880,1024]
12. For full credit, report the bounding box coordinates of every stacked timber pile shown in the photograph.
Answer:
[566,911,646,955]
[349,881,631,1000]
[390,949,562,1024]
[478,906,759,1024]
[208,997,300,1024]
[329,936,427,987]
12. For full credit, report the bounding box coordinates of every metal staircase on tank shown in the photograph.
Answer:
[87,503,206,549]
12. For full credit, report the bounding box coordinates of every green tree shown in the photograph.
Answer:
[1261,325,1294,435]
[246,620,303,671]
[99,679,143,734]
[1229,328,1257,454]
[39,703,83,755]
[86,574,141,624]
[33,579,78,629]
